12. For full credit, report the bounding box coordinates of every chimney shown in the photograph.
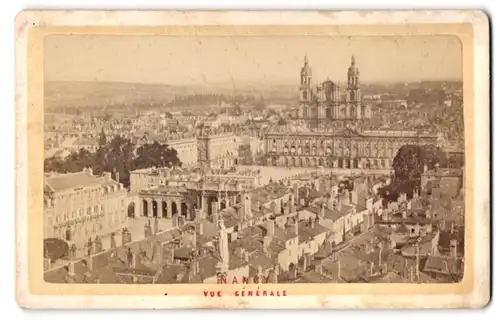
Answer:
[115,171,120,183]
[86,255,93,271]
[238,204,245,221]
[284,201,291,214]
[337,259,341,280]
[155,242,164,265]
[382,210,388,221]
[212,202,219,220]
[315,260,323,274]
[168,247,175,263]
[131,253,137,269]
[425,209,431,219]
[273,202,280,214]
[266,219,275,237]
[327,198,334,211]
[213,211,219,226]
[195,209,204,221]
[190,259,199,275]
[178,215,185,227]
[191,231,197,249]
[68,261,75,276]
[263,236,272,256]
[450,222,455,234]
[450,239,458,258]
[351,191,358,205]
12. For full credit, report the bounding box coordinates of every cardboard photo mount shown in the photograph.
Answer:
[14,10,490,309]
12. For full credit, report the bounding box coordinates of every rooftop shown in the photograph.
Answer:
[45,171,119,193]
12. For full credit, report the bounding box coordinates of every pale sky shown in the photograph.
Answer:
[45,35,462,85]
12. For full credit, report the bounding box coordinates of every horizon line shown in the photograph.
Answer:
[45,78,464,87]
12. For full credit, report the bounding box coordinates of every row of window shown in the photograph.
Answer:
[49,200,125,225]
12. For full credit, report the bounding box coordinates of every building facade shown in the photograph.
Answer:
[44,168,127,255]
[264,128,438,169]
[296,55,372,128]
[129,166,261,221]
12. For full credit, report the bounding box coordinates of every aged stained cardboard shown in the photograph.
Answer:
[15,10,490,309]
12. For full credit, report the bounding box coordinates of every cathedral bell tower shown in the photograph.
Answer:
[346,55,361,102]
[299,56,312,102]
[346,55,362,119]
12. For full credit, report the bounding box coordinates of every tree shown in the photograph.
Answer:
[44,156,67,173]
[100,135,136,186]
[277,118,287,126]
[237,144,253,165]
[133,141,182,170]
[44,238,69,262]
[390,144,447,199]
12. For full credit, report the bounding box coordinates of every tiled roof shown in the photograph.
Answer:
[248,251,274,271]
[298,221,330,239]
[251,183,290,201]
[423,255,462,276]
[296,270,332,283]
[46,172,119,192]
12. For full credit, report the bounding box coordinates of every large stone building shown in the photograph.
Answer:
[264,128,438,169]
[265,55,438,169]
[163,131,244,169]
[130,166,261,221]
[296,55,372,128]
[44,168,127,257]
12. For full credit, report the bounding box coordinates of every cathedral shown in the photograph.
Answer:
[296,55,371,128]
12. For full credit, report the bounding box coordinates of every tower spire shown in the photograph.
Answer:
[351,55,356,66]
[304,55,308,65]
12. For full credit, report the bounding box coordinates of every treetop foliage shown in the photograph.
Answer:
[44,135,182,188]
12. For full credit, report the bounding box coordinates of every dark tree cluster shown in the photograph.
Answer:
[44,129,182,188]
[237,144,253,165]
[378,144,448,204]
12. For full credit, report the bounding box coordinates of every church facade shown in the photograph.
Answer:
[266,55,439,169]
[296,55,371,128]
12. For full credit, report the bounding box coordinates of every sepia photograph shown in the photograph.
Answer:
[15,10,490,309]
[42,34,466,285]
